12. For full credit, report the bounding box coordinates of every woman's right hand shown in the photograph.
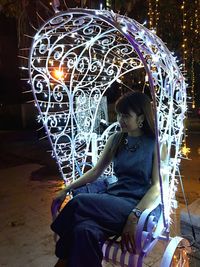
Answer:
[121,213,138,253]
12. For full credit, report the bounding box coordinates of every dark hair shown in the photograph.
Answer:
[115,91,155,137]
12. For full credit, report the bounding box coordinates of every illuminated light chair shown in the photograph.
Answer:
[29,7,190,267]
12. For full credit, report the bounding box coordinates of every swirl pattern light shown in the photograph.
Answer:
[29,9,187,224]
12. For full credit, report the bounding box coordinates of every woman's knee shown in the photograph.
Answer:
[74,222,102,240]
[71,193,89,206]
[74,222,93,234]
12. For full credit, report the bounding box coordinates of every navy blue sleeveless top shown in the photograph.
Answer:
[106,133,155,201]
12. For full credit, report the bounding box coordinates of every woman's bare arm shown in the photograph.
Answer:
[64,133,117,191]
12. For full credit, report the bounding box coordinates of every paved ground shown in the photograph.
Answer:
[0,164,60,267]
[0,130,200,266]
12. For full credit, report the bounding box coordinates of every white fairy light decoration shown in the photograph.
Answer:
[29,9,187,227]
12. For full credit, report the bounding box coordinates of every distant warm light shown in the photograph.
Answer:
[148,0,159,31]
[172,248,190,267]
[53,69,64,80]
[49,59,54,66]
[181,144,191,157]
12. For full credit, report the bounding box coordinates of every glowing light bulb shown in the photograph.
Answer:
[122,26,127,33]
[53,69,64,80]
[49,59,54,66]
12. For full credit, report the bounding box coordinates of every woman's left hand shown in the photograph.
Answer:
[51,188,70,220]
[121,213,138,253]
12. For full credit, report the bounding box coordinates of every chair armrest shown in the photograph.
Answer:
[135,196,163,254]
[103,196,163,265]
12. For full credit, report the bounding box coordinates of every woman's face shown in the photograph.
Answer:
[117,110,144,136]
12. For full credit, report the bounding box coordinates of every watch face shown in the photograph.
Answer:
[136,210,141,217]
[132,208,142,218]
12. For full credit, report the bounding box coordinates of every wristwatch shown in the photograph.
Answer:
[131,208,142,218]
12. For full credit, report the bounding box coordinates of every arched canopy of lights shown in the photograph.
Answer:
[29,8,187,226]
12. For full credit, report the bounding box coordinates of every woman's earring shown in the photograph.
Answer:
[138,121,143,128]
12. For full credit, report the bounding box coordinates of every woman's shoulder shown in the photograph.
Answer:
[109,131,124,143]
[106,132,124,156]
